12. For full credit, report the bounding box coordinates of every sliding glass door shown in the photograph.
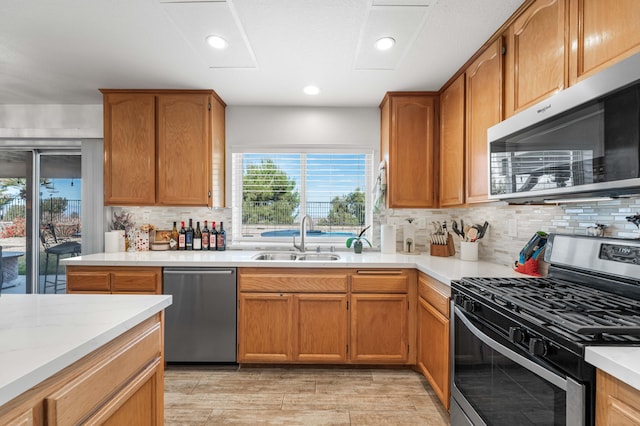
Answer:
[0,149,81,294]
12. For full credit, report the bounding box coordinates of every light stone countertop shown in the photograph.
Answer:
[585,347,640,391]
[61,249,524,285]
[0,294,172,407]
[59,250,640,394]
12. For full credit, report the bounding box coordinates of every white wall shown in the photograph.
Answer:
[226,106,379,148]
[0,105,102,138]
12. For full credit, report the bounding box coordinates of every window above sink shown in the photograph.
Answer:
[231,150,374,247]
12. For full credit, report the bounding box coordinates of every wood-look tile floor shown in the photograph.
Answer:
[165,366,450,425]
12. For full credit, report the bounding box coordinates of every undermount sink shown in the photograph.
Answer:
[295,253,341,261]
[251,252,341,261]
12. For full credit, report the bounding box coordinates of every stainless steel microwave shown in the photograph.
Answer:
[488,52,640,203]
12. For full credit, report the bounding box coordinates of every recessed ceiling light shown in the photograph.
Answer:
[374,37,395,51]
[303,85,320,95]
[206,35,228,49]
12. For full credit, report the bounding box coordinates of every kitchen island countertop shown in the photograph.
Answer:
[0,294,172,407]
[61,249,523,285]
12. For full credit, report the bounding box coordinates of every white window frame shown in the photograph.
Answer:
[231,146,374,247]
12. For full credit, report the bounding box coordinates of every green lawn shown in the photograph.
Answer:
[17,251,66,275]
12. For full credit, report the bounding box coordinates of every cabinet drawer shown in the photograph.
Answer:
[66,268,111,293]
[239,269,348,293]
[351,270,408,293]
[2,408,34,426]
[46,321,161,425]
[112,268,161,294]
[418,273,450,318]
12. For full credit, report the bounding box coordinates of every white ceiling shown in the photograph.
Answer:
[0,0,524,107]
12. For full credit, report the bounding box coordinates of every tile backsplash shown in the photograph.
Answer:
[378,197,640,267]
[112,197,640,268]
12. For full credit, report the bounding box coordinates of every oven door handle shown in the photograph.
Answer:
[454,306,568,390]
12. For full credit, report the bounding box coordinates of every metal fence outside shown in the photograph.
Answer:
[0,198,81,224]
[241,201,366,237]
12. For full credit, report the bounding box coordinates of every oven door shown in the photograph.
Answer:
[451,305,586,426]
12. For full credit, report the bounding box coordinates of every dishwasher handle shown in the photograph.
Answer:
[163,268,235,275]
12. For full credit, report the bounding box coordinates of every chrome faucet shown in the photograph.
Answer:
[293,215,311,252]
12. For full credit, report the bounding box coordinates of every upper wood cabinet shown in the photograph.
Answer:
[101,89,226,207]
[465,38,504,204]
[505,0,568,116]
[439,74,466,207]
[380,93,438,208]
[569,0,640,85]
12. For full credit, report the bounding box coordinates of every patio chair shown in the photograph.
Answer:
[40,223,81,293]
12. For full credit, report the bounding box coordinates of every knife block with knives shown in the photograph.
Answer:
[430,233,455,257]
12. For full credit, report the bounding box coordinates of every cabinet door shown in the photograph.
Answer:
[569,0,640,85]
[385,95,437,208]
[292,294,347,363]
[156,94,212,206]
[103,93,156,205]
[210,94,226,208]
[505,0,567,116]
[439,74,466,207]
[111,267,162,294]
[466,38,504,203]
[350,294,409,363]
[238,293,293,362]
[596,370,640,426]
[417,296,450,410]
[86,358,163,426]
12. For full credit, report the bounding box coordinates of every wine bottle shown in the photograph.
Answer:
[202,220,210,251]
[194,221,202,250]
[170,221,179,251]
[211,221,218,251]
[186,219,194,250]
[217,221,226,251]
[178,221,186,250]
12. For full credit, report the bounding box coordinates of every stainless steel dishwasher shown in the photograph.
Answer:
[163,267,237,363]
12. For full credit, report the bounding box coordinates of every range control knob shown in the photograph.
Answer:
[509,327,526,344]
[453,294,465,306]
[463,299,476,313]
[529,338,548,357]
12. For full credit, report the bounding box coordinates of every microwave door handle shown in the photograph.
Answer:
[454,306,568,390]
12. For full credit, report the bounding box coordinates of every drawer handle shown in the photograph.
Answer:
[356,270,403,275]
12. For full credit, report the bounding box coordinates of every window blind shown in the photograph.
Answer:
[232,151,373,242]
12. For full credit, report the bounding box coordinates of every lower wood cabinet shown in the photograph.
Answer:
[237,268,349,364]
[596,369,640,426]
[350,269,415,364]
[237,268,415,365]
[293,294,348,363]
[66,266,162,294]
[0,315,164,426]
[350,293,409,363]
[417,272,451,410]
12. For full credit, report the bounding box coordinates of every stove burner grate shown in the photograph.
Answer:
[458,277,640,338]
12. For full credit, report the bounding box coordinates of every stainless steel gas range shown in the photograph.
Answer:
[450,234,640,426]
